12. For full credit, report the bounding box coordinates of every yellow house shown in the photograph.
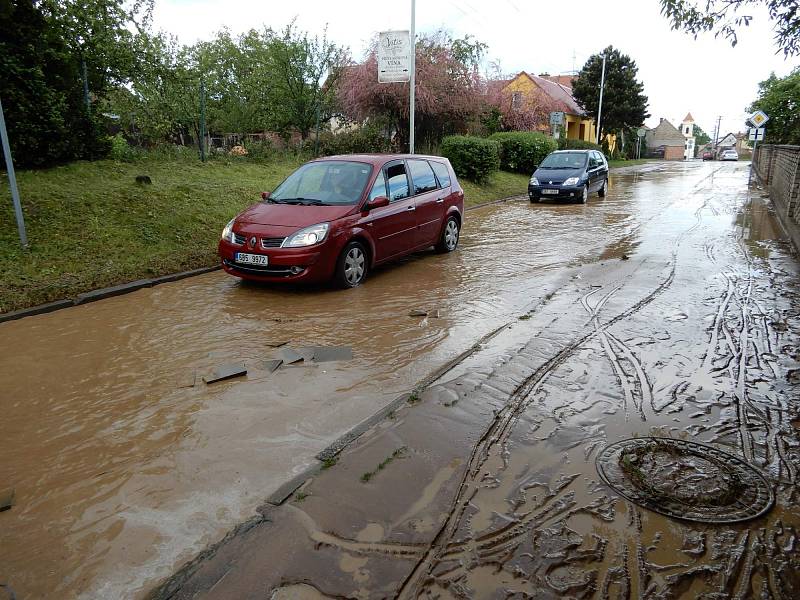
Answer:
[500,72,597,143]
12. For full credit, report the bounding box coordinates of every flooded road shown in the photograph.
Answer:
[1,161,789,598]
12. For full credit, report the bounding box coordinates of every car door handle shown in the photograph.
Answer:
[435,198,445,204]
[407,205,416,211]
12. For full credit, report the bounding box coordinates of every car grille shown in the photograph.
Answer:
[223,259,299,277]
[233,232,246,245]
[261,237,285,248]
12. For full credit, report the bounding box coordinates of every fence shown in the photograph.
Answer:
[753,144,800,249]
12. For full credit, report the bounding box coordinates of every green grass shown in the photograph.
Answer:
[0,156,302,313]
[360,446,407,483]
[608,159,654,168]
[0,156,530,314]
[460,170,530,207]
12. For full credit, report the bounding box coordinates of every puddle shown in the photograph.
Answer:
[2,161,783,598]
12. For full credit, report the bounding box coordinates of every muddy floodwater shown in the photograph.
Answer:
[1,162,796,598]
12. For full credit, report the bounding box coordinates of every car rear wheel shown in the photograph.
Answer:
[436,216,460,253]
[579,184,588,204]
[598,179,607,197]
[335,241,368,288]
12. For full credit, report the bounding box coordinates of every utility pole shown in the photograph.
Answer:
[81,56,90,113]
[595,53,607,146]
[315,103,321,156]
[199,80,207,162]
[409,0,416,154]
[0,96,28,248]
[714,115,721,149]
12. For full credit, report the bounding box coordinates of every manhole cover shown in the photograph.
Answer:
[596,438,774,523]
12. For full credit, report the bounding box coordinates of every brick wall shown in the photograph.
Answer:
[754,144,800,249]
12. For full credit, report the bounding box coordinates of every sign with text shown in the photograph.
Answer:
[378,31,411,83]
[748,127,765,141]
[549,111,565,125]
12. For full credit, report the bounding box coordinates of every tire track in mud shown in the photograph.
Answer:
[398,167,800,598]
[397,211,690,598]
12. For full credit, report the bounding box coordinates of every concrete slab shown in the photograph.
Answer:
[202,363,247,384]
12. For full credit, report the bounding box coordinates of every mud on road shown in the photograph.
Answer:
[1,162,798,599]
[155,164,800,599]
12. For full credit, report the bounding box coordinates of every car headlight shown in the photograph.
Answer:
[530,176,539,185]
[221,218,236,243]
[563,177,580,186]
[283,222,329,247]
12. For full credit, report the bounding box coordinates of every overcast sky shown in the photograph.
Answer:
[152,0,798,138]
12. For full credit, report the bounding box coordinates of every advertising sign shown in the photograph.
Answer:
[378,31,411,83]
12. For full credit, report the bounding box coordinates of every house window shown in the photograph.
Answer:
[511,92,522,111]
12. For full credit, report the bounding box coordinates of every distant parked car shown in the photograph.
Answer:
[720,149,739,161]
[528,150,609,204]
[218,154,464,288]
[702,150,714,161]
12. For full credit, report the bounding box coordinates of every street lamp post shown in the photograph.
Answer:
[0,96,28,248]
[596,53,606,146]
[409,0,416,154]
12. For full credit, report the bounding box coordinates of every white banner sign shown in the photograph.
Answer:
[378,30,411,83]
[748,127,765,141]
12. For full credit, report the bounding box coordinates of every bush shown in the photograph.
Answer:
[242,140,275,161]
[489,132,557,173]
[557,137,603,153]
[440,135,500,183]
[109,133,138,161]
[312,124,394,156]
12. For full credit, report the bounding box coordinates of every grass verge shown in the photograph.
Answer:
[1,157,530,314]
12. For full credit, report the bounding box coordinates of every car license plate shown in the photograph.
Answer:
[542,189,559,195]
[235,252,268,265]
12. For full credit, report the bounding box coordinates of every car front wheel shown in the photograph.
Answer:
[598,179,607,197]
[335,241,368,288]
[580,184,588,204]
[436,216,460,253]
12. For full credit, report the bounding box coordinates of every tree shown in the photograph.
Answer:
[484,77,561,133]
[337,32,487,150]
[572,46,650,153]
[748,68,800,144]
[264,22,349,140]
[693,124,711,146]
[659,0,800,57]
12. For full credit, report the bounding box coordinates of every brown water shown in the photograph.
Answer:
[0,161,755,598]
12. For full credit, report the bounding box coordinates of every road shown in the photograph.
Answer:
[1,161,796,599]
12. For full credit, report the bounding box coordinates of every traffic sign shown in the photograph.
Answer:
[636,127,647,138]
[748,110,769,128]
[748,127,765,141]
[378,31,411,83]
[549,111,565,125]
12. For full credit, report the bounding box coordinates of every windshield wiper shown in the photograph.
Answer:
[272,197,331,205]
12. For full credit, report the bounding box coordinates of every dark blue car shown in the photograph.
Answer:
[528,150,609,204]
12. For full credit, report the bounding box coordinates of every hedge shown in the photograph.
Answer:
[311,125,394,156]
[557,137,603,152]
[441,135,500,182]
[489,132,557,173]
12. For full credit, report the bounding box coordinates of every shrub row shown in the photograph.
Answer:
[440,135,501,182]
[313,125,394,157]
[489,132,557,173]
[557,137,603,153]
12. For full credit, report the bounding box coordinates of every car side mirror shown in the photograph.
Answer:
[364,196,389,211]
[261,191,271,200]
[531,165,538,171]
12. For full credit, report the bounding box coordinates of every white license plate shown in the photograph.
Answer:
[235,253,269,265]
[541,189,559,195]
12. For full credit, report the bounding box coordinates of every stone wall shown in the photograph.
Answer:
[754,144,800,250]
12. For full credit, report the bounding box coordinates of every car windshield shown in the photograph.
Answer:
[539,153,588,169]
[270,161,373,206]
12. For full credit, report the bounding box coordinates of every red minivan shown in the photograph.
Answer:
[218,154,464,288]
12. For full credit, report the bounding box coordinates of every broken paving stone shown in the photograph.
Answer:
[306,346,353,363]
[0,488,15,512]
[264,340,289,348]
[281,348,306,364]
[176,370,197,388]
[409,309,441,318]
[203,362,247,384]
[256,359,283,374]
